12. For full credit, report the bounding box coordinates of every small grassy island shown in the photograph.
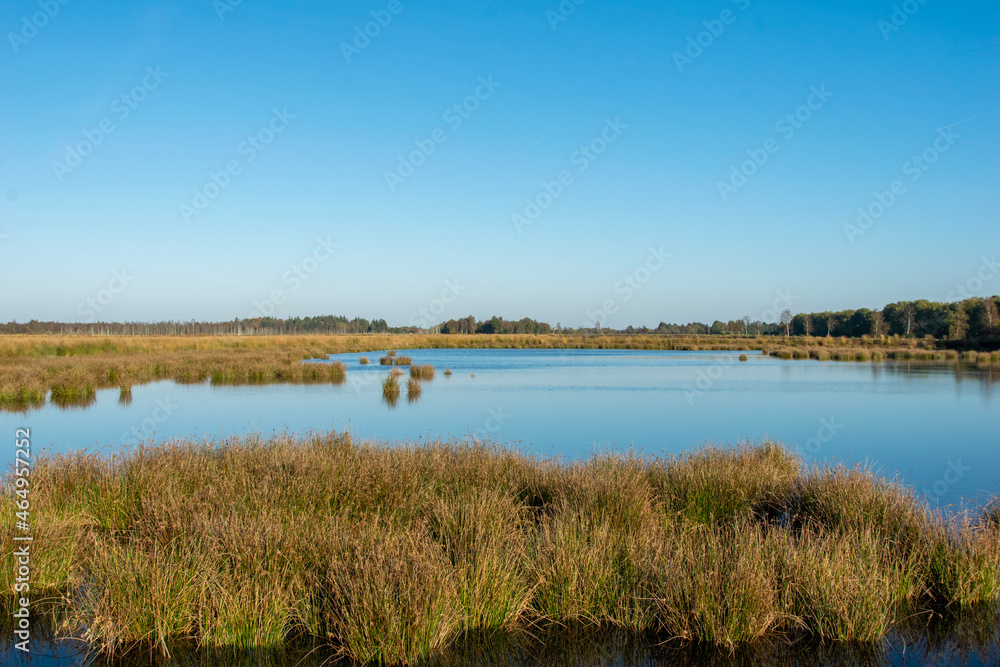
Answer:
[3,432,998,664]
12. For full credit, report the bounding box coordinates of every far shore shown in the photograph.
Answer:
[1,333,998,412]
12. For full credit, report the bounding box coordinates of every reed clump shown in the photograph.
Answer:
[359,356,369,365]
[3,433,998,664]
[382,374,400,400]
[394,356,413,366]
[329,361,347,384]
[407,377,422,400]
[410,364,435,380]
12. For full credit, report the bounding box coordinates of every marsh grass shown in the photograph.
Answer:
[410,364,435,380]
[359,356,369,365]
[3,433,998,664]
[739,354,748,361]
[394,356,413,366]
[443,367,453,376]
[407,377,422,400]
[985,501,1000,529]
[329,360,347,384]
[382,374,400,400]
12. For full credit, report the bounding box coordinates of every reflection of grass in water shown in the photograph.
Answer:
[0,386,46,411]
[3,610,999,666]
[49,383,97,409]
[407,377,422,401]
[118,385,132,406]
[2,435,998,664]
[3,334,998,414]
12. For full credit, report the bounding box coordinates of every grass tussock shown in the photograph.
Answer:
[359,356,369,365]
[410,364,435,380]
[329,360,347,384]
[406,377,422,400]
[382,374,400,400]
[3,434,998,664]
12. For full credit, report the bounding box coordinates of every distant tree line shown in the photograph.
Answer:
[789,297,1000,340]
[437,316,553,335]
[3,296,997,342]
[0,316,406,336]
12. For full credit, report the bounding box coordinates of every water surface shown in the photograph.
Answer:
[2,349,998,509]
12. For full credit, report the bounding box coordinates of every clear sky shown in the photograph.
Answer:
[1,0,997,329]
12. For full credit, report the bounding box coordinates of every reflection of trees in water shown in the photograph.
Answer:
[873,361,999,399]
[25,605,992,666]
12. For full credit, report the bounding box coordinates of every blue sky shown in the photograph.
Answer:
[1,0,997,328]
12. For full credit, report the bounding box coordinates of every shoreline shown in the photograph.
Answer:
[2,334,998,412]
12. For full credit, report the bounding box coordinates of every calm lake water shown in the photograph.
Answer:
[3,349,1000,664]
[2,349,998,510]
[2,620,999,666]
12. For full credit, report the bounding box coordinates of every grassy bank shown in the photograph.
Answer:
[2,433,998,664]
[2,334,998,412]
